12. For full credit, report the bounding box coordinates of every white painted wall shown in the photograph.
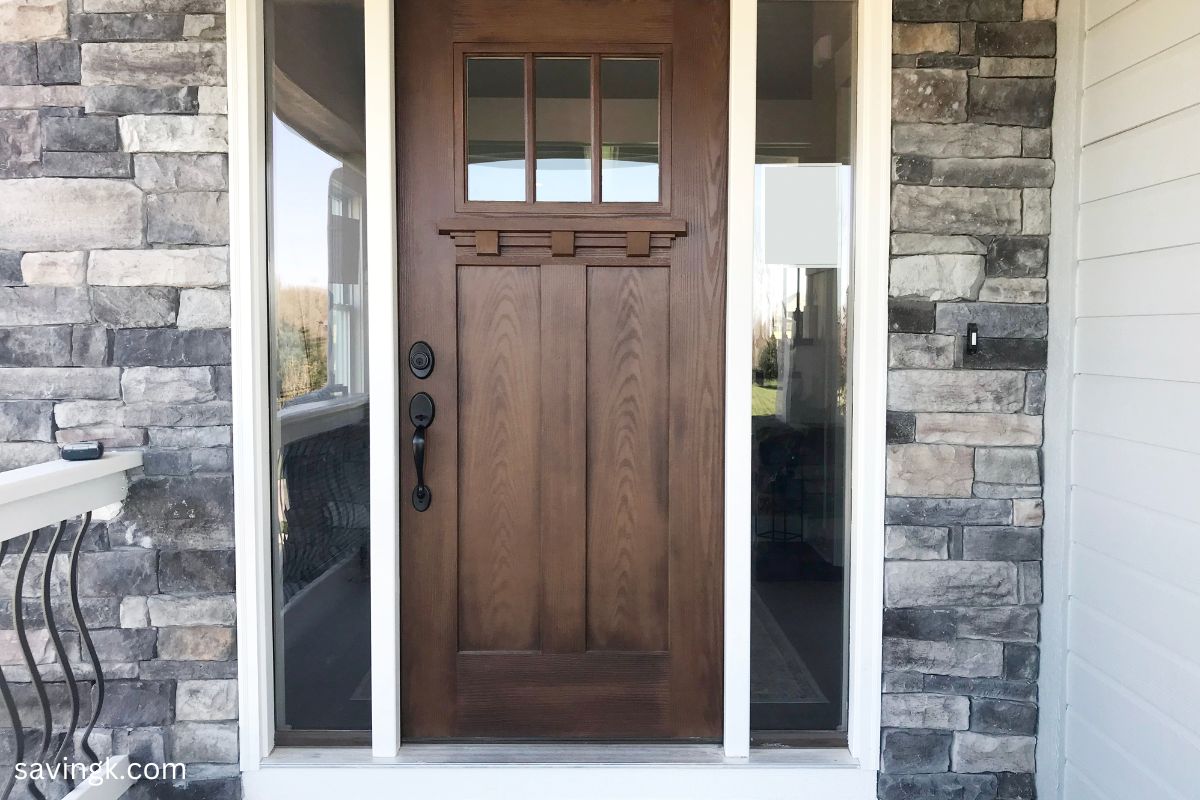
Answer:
[1050,1,1200,798]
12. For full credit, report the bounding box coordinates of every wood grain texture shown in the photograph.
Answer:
[539,264,588,653]
[457,267,542,651]
[586,267,670,651]
[453,0,673,44]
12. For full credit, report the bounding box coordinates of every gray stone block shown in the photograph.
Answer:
[884,608,956,640]
[120,401,231,427]
[43,115,119,152]
[156,625,234,661]
[171,722,238,763]
[894,123,1023,159]
[952,731,1035,773]
[962,338,1048,370]
[142,448,193,475]
[996,772,1036,800]
[72,324,110,366]
[969,77,1055,127]
[1022,127,1052,157]
[889,300,936,333]
[85,85,198,115]
[134,153,226,191]
[936,303,1047,338]
[884,638,1005,678]
[987,235,1048,277]
[83,0,224,10]
[893,69,968,124]
[886,525,950,560]
[886,560,1018,607]
[80,42,225,87]
[888,370,1026,413]
[0,178,143,251]
[893,154,932,184]
[71,12,187,42]
[159,550,235,594]
[41,150,132,177]
[1024,371,1046,414]
[119,113,227,153]
[176,678,236,721]
[92,286,179,327]
[975,447,1040,484]
[971,698,1037,735]
[1019,560,1043,604]
[0,441,59,469]
[0,110,42,178]
[0,251,21,286]
[925,674,1037,702]
[883,692,970,730]
[893,185,1022,235]
[78,549,159,595]
[886,497,1013,526]
[146,191,229,245]
[962,526,1041,560]
[883,672,926,693]
[36,41,81,84]
[57,422,145,447]
[114,726,167,766]
[54,399,122,428]
[139,659,237,681]
[121,366,215,403]
[974,21,1056,57]
[890,255,985,301]
[888,443,975,497]
[148,426,230,448]
[1004,642,1039,680]
[0,286,91,325]
[915,413,1042,446]
[887,411,917,444]
[978,277,1047,304]
[177,287,228,328]
[892,233,988,256]
[88,247,228,288]
[0,365,121,401]
[881,730,952,774]
[893,0,1022,21]
[92,627,158,661]
[0,327,73,366]
[113,328,231,366]
[0,401,53,442]
[889,333,957,369]
[0,44,38,85]
[95,680,174,727]
[930,157,1054,189]
[147,594,235,627]
[957,607,1038,642]
[878,773,999,800]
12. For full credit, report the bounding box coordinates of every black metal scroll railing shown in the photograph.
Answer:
[0,512,106,800]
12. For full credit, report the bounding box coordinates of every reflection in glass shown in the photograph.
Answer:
[601,57,660,202]
[535,57,591,202]
[750,0,855,740]
[269,0,370,735]
[467,57,526,201]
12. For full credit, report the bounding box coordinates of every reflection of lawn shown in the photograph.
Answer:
[752,381,778,417]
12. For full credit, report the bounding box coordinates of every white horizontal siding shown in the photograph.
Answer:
[1064,7,1200,793]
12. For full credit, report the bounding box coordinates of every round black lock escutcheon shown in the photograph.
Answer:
[408,341,434,379]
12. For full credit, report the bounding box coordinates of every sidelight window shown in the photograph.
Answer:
[461,49,666,207]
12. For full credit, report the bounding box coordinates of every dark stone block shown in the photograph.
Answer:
[925,675,1038,702]
[963,338,1048,370]
[969,77,1055,127]
[988,236,1048,277]
[85,86,198,115]
[0,326,74,366]
[886,497,1013,526]
[160,549,236,594]
[881,730,952,774]
[996,771,1037,800]
[72,325,111,367]
[971,698,1038,735]
[137,660,238,680]
[1025,371,1046,414]
[121,475,233,531]
[936,302,1048,338]
[42,151,132,178]
[37,42,81,85]
[42,116,119,152]
[0,597,121,629]
[70,13,187,42]
[916,54,980,70]
[113,328,232,367]
[214,365,233,400]
[1005,643,1039,681]
[79,550,159,595]
[887,411,916,444]
[894,155,932,184]
[884,608,957,641]
[975,22,1057,57]
[893,0,1021,22]
[879,773,999,800]
[142,449,194,476]
[0,44,38,85]
[890,300,936,333]
[95,680,174,727]
[93,627,158,662]
[0,252,22,286]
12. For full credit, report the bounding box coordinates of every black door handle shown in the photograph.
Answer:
[409,393,435,511]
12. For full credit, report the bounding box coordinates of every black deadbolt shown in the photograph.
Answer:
[409,341,434,379]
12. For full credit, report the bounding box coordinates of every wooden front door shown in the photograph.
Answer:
[396,0,727,741]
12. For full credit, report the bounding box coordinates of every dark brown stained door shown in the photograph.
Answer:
[396,0,727,740]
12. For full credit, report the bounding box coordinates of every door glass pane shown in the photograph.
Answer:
[751,0,856,740]
[467,56,526,201]
[601,57,659,202]
[535,57,592,202]
[268,0,370,735]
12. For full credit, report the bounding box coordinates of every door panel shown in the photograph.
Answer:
[397,0,727,741]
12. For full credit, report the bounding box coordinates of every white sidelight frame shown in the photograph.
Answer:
[231,0,890,795]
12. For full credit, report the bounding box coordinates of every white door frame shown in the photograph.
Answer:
[230,0,890,795]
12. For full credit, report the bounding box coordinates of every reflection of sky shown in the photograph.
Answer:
[468,158,659,203]
[272,118,339,288]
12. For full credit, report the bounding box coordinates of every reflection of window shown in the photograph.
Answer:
[327,169,367,397]
[463,51,664,205]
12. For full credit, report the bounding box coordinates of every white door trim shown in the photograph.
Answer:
[231,0,890,792]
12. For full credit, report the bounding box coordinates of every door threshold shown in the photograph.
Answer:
[263,742,860,767]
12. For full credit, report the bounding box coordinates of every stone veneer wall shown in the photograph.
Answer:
[0,1,236,798]
[882,1,1055,799]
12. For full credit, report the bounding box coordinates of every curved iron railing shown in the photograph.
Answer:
[0,514,107,800]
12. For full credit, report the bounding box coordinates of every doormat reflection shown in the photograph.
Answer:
[750,590,827,704]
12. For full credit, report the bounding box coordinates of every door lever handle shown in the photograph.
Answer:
[409,392,435,512]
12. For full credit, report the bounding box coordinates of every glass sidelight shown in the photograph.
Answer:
[266,0,371,738]
[750,0,856,740]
